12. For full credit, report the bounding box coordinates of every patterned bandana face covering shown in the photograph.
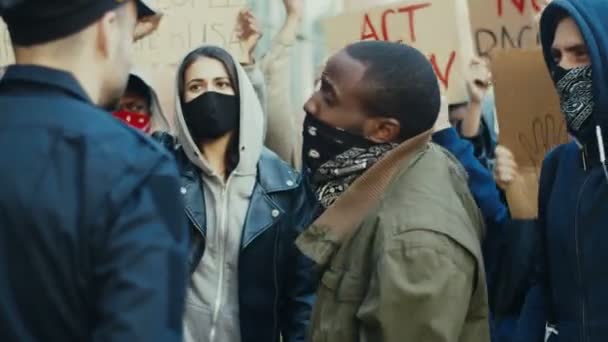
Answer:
[554,65,594,136]
[302,114,396,208]
[312,144,396,208]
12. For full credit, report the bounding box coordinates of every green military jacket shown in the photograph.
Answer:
[297,143,490,342]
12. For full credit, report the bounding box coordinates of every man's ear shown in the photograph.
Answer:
[134,13,163,41]
[365,117,401,143]
[96,11,119,59]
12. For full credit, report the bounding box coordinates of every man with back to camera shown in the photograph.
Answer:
[0,1,189,341]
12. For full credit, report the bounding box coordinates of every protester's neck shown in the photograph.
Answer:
[14,51,101,105]
[198,132,233,179]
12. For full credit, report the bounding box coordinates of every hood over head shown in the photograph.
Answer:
[540,0,608,147]
[126,70,171,134]
[174,44,265,178]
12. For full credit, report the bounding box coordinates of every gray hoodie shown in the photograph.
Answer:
[175,46,265,342]
[128,70,172,134]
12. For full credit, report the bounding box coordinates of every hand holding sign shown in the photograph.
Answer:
[494,145,518,190]
[236,9,262,64]
[468,57,492,104]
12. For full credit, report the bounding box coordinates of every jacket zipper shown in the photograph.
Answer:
[574,174,592,342]
[185,209,205,239]
[272,226,280,341]
[209,181,230,342]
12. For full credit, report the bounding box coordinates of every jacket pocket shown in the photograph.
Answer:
[311,268,367,342]
[321,268,366,302]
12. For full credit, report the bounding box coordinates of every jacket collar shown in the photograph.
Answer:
[178,148,301,249]
[1,65,92,103]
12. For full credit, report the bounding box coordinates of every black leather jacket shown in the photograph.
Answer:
[153,132,318,342]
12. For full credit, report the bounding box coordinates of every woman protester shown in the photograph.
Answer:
[153,45,317,342]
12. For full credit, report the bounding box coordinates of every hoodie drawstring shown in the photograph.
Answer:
[596,125,608,182]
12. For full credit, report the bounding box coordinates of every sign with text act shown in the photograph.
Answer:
[322,0,475,104]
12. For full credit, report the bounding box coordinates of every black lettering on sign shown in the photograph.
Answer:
[476,25,542,57]
[475,29,497,57]
[209,0,247,8]
[155,0,195,11]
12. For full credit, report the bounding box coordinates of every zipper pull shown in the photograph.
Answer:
[596,125,608,182]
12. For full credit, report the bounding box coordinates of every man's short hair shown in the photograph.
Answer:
[345,41,441,141]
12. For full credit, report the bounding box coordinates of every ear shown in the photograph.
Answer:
[96,11,119,59]
[134,13,163,42]
[365,117,401,143]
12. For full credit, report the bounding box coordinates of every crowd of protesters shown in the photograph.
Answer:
[1,0,607,341]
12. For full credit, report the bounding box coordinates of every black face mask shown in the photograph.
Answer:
[552,65,594,140]
[302,113,378,175]
[182,91,239,141]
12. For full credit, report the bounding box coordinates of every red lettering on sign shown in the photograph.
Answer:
[361,13,380,41]
[531,0,543,12]
[381,9,396,41]
[429,51,457,89]
[397,3,431,42]
[498,0,535,16]
[512,0,526,14]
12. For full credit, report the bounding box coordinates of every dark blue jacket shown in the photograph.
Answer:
[435,128,537,342]
[434,128,508,285]
[516,0,608,341]
[154,132,317,342]
[0,65,190,341]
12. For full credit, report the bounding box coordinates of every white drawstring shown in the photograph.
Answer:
[596,125,608,182]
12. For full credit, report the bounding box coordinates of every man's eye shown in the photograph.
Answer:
[551,51,562,64]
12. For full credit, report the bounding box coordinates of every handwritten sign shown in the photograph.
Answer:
[322,0,475,104]
[469,0,542,58]
[492,49,568,217]
[0,0,247,66]
[134,0,246,64]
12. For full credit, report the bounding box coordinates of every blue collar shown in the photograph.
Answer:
[1,64,92,103]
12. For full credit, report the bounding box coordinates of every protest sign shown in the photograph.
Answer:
[492,48,568,217]
[0,0,247,66]
[468,0,543,58]
[322,0,475,104]
[134,0,247,64]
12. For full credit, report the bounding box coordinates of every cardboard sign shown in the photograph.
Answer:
[492,49,568,217]
[469,0,543,57]
[0,0,246,66]
[134,0,246,64]
[322,0,475,104]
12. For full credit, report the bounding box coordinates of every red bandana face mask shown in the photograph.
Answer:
[113,110,151,133]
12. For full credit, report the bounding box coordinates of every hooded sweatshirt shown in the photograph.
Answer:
[128,71,172,134]
[515,1,608,341]
[175,46,265,342]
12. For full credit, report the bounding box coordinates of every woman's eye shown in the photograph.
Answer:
[217,82,230,89]
[189,84,201,92]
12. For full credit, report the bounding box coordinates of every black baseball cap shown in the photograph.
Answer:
[1,0,157,46]
[136,0,155,18]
